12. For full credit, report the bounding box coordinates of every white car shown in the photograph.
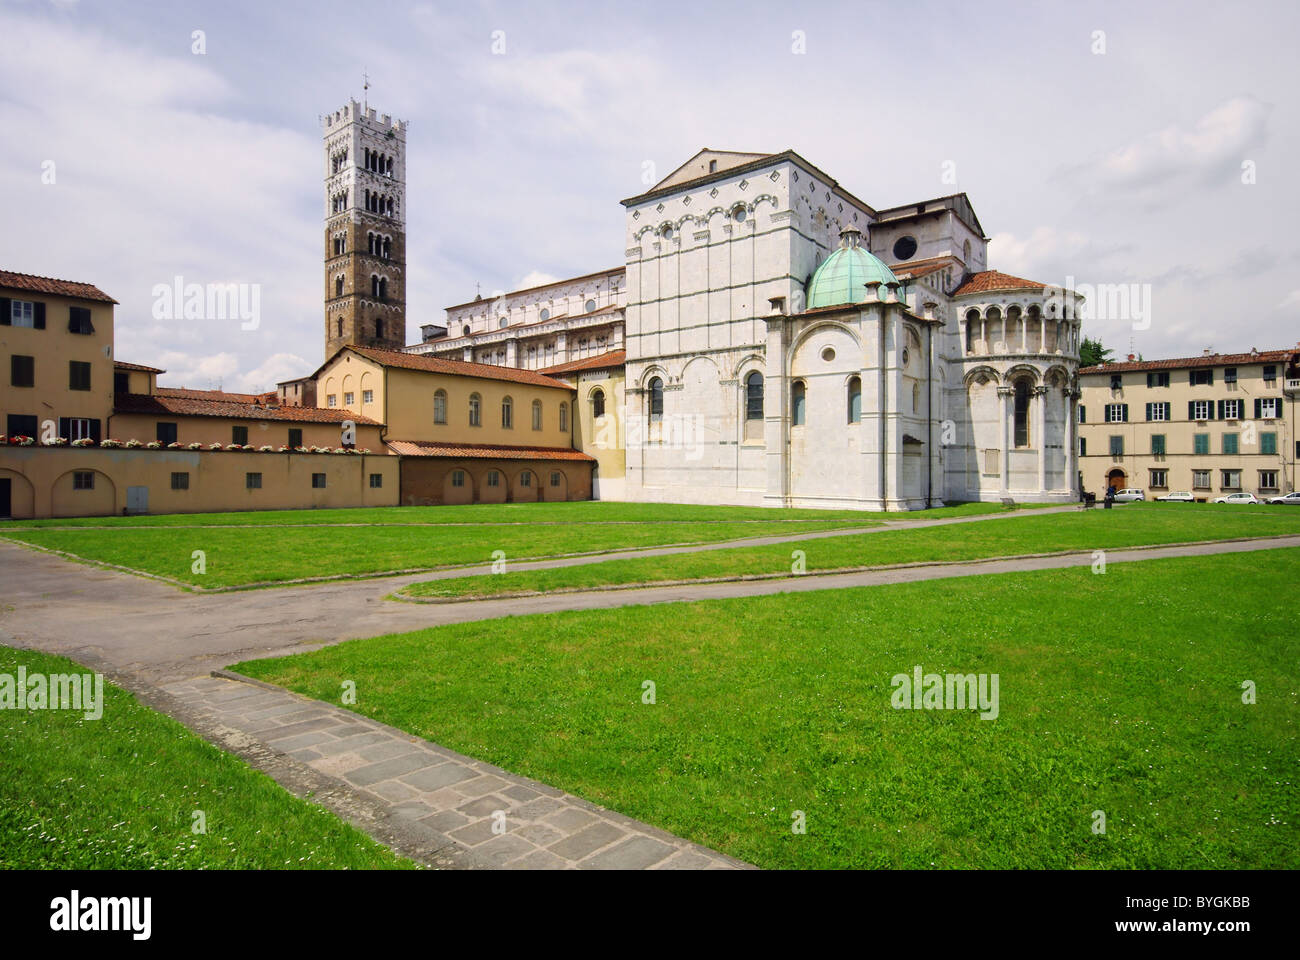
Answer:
[1212,492,1262,505]
[1112,488,1145,503]
[1268,491,1300,505]
[1155,491,1195,502]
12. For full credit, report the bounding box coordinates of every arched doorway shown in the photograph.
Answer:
[441,467,474,505]
[544,468,568,502]
[513,469,538,503]
[1106,469,1126,492]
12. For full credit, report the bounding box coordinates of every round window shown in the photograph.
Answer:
[901,347,910,367]
[821,346,836,363]
[892,236,918,261]
[539,308,550,321]
[733,206,747,223]
[662,225,673,239]
[498,316,508,328]
[585,299,597,313]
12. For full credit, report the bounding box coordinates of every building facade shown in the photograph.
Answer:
[1079,349,1300,499]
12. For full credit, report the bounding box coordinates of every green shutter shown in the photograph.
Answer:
[1163,403,1171,420]
[1122,404,1129,422]
[0,297,9,325]
[1188,401,1195,420]
[1217,399,1225,420]
[1145,402,1152,420]
[1276,398,1284,416]
[33,303,45,329]
[1254,398,1261,419]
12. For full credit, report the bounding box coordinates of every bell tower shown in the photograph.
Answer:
[322,98,407,358]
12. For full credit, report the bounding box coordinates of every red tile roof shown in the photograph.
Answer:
[540,350,627,375]
[155,386,268,404]
[385,440,596,462]
[0,269,118,304]
[114,360,166,373]
[113,392,382,425]
[1080,349,1298,376]
[344,346,575,390]
[951,270,1047,296]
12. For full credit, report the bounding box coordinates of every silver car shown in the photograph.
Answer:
[1112,488,1146,503]
[1212,492,1262,505]
[1155,491,1195,502]
[1268,491,1300,505]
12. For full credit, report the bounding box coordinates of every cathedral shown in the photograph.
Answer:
[319,101,1084,510]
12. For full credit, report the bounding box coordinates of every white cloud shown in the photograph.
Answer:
[515,270,559,290]
[235,352,312,394]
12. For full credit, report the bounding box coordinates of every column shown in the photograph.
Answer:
[997,386,1012,497]
[763,316,789,507]
[1034,385,1048,492]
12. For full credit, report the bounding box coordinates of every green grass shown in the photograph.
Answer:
[0,647,411,869]
[401,502,1300,599]
[237,549,1300,869]
[0,501,1029,588]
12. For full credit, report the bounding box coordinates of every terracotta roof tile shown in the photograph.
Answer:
[385,440,595,462]
[0,269,118,304]
[113,392,382,425]
[951,270,1048,296]
[540,350,626,375]
[154,386,268,404]
[347,346,575,390]
[114,360,166,373]
[1080,349,1299,376]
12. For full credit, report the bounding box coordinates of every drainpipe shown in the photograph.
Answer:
[925,312,934,509]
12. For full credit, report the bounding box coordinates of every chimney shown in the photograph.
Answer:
[1203,347,1213,357]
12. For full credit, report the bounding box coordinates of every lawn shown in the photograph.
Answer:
[236,548,1300,869]
[400,502,1300,599]
[0,501,1027,588]
[0,646,411,869]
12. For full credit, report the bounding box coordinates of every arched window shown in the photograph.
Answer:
[591,388,605,419]
[791,381,806,426]
[382,237,391,258]
[498,316,508,329]
[965,309,979,353]
[501,395,513,429]
[371,275,380,297]
[745,371,764,421]
[374,317,384,340]
[336,318,343,338]
[539,308,550,322]
[559,402,569,432]
[468,393,481,427]
[335,276,344,297]
[912,381,920,414]
[433,389,447,424]
[531,399,542,431]
[1013,380,1031,448]
[462,325,471,338]
[847,376,862,423]
[379,278,387,299]
[649,377,664,422]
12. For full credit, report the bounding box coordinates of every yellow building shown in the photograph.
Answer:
[1078,348,1299,499]
[540,350,626,500]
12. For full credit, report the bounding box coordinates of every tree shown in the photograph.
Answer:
[1079,337,1114,367]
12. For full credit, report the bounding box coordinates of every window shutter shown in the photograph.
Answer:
[89,419,101,442]
[1145,373,1152,388]
[1188,401,1195,420]
[59,417,70,438]
[0,297,9,325]
[33,303,45,329]
[1217,399,1225,420]
[1079,406,1085,423]
[1276,398,1284,416]
[1145,402,1152,420]
[1206,370,1212,386]
[1164,403,1171,421]
[1122,404,1129,422]
[1255,398,1262,419]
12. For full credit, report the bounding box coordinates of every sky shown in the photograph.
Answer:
[1,0,1297,391]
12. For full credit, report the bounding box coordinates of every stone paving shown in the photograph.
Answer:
[163,671,747,870]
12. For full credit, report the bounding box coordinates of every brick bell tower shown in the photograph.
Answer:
[322,98,408,358]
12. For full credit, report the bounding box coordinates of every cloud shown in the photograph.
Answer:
[235,352,313,393]
[515,270,559,290]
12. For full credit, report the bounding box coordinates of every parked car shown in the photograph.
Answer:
[1155,491,1195,502]
[1212,492,1262,504]
[1112,488,1146,503]
[1267,491,1300,505]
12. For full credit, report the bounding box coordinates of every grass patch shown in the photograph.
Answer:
[237,549,1300,869]
[0,647,411,869]
[402,502,1300,599]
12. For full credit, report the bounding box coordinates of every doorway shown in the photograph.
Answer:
[1106,469,1126,492]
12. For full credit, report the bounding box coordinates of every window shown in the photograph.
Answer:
[745,371,764,421]
[433,389,447,424]
[1221,399,1241,420]
[232,426,249,446]
[67,307,94,334]
[9,300,34,327]
[312,473,326,489]
[531,399,542,431]
[7,414,37,438]
[1013,380,1031,447]
[1191,369,1212,386]
[1194,433,1209,455]
[551,472,561,487]
[468,393,481,427]
[1079,437,1087,456]
[498,316,508,329]
[1222,433,1239,455]
[559,402,568,432]
[1109,435,1123,457]
[362,390,373,404]
[10,355,34,387]
[1191,400,1210,421]
[649,378,664,422]
[1260,471,1279,490]
[1151,434,1166,456]
[1221,470,1241,489]
[156,422,177,445]
[1257,397,1281,419]
[69,361,91,391]
[1145,371,1170,388]
[892,236,918,260]
[1145,402,1169,421]
[246,472,262,490]
[369,473,383,488]
[539,308,550,322]
[327,394,337,408]
[343,392,354,406]
[73,471,94,490]
[1262,431,1277,456]
[289,428,303,448]
[520,472,532,488]
[1150,469,1168,488]
[585,299,597,313]
[1224,367,1237,384]
[1193,470,1211,490]
[451,470,465,488]
[1104,403,1127,423]
[1078,405,1086,423]
[591,388,605,419]
[1109,374,1122,390]
[487,470,500,488]
[462,325,471,338]
[1263,364,1277,382]
[791,381,806,426]
[114,371,128,394]
[847,376,861,423]
[502,395,513,429]
[171,472,189,490]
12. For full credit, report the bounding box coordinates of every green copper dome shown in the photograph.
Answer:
[805,226,901,309]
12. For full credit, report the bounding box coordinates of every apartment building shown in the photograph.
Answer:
[1078,348,1300,499]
